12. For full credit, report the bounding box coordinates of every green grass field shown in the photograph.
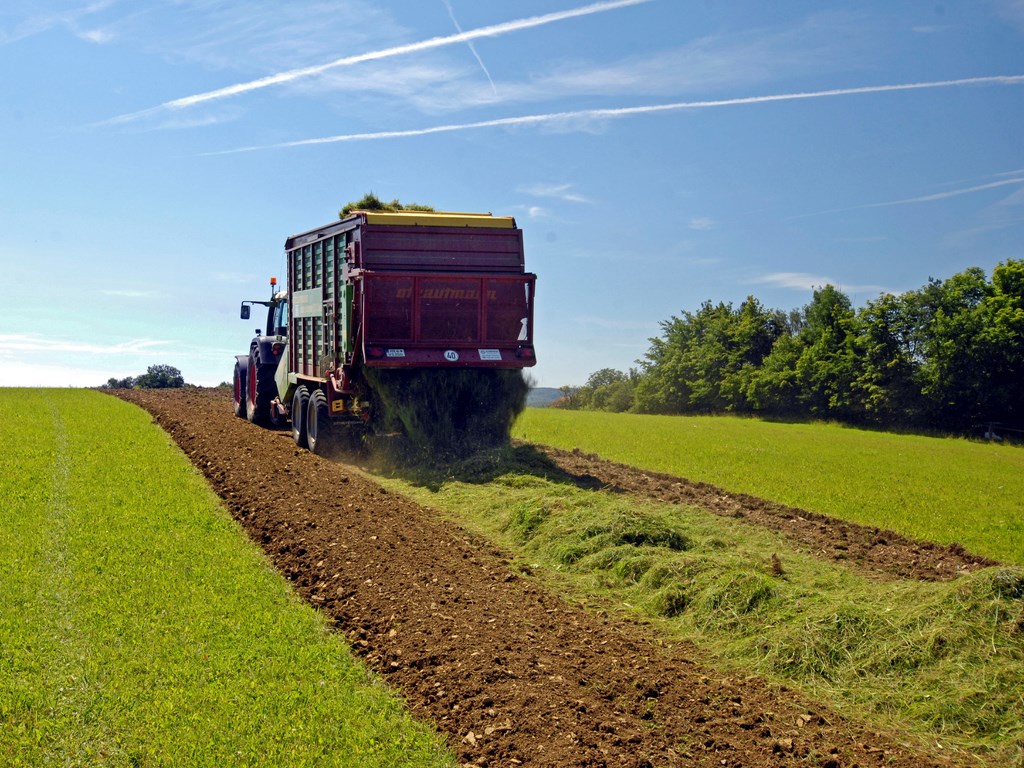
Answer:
[0,389,454,768]
[513,409,1024,564]
[5,391,1022,766]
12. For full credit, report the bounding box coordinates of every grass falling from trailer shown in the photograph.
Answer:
[364,367,530,460]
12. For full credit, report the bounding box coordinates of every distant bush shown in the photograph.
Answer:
[101,364,185,389]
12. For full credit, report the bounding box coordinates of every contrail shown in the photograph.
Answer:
[871,177,1024,206]
[103,0,651,125]
[790,176,1024,219]
[205,74,1024,155]
[443,0,498,96]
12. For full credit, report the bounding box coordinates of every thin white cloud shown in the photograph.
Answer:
[940,184,1024,248]
[0,361,126,388]
[102,0,652,125]
[212,270,260,284]
[273,11,869,117]
[438,12,860,109]
[206,74,1024,155]
[0,333,170,356]
[77,27,114,43]
[98,2,400,77]
[753,272,890,294]
[0,0,119,46]
[689,217,716,231]
[136,110,242,133]
[520,183,592,204]
[755,272,834,290]
[101,289,158,298]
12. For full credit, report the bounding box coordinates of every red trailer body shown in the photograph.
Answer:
[285,211,536,381]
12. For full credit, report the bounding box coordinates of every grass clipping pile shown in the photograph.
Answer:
[365,368,529,460]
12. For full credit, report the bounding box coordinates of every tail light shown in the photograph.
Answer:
[516,347,535,360]
[271,342,285,356]
[366,346,385,359]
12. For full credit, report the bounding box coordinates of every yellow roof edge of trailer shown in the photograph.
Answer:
[355,210,516,228]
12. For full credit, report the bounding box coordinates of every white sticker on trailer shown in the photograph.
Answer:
[386,349,406,357]
[291,288,322,318]
[478,349,502,361]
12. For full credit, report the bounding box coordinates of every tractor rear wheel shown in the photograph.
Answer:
[292,385,310,448]
[306,390,334,456]
[232,361,246,418]
[245,350,275,426]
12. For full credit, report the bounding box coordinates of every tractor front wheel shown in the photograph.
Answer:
[232,361,246,418]
[245,350,275,426]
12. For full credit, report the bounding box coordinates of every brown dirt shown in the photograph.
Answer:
[114,387,967,768]
[533,446,996,582]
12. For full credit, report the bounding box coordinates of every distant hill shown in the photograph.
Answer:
[527,387,563,408]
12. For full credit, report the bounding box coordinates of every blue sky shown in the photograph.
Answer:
[2,0,1022,389]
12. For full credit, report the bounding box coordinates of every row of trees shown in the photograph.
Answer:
[560,260,1024,433]
[101,364,185,390]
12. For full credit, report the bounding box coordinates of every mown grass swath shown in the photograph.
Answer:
[513,408,1024,564]
[377,446,1024,767]
[0,389,454,768]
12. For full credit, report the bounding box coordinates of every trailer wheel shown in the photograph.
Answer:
[245,350,275,426]
[306,390,334,456]
[232,361,246,418]
[292,385,310,448]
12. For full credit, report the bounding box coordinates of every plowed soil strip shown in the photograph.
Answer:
[534,446,996,582]
[116,388,954,768]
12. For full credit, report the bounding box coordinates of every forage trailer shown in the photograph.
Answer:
[234,209,537,454]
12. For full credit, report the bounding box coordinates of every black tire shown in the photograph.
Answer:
[292,385,310,448]
[232,361,246,418]
[306,389,334,456]
[245,350,276,426]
